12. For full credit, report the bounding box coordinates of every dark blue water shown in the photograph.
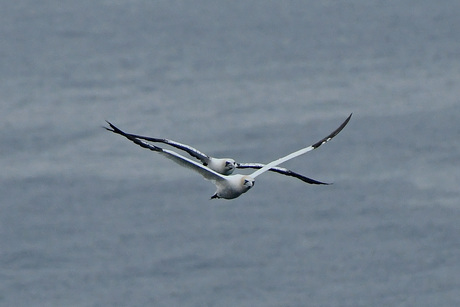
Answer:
[1,1,460,306]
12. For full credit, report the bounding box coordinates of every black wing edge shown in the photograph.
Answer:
[312,113,352,149]
[105,126,210,164]
[237,163,331,185]
[104,121,163,153]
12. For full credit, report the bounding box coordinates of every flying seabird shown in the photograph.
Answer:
[105,128,327,184]
[104,114,352,185]
[104,114,351,199]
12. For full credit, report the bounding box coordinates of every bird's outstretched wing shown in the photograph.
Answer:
[105,121,225,182]
[109,129,211,165]
[236,163,329,185]
[250,113,352,178]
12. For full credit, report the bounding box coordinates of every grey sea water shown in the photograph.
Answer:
[1,1,460,306]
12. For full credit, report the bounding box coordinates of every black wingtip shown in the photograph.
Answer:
[103,120,129,138]
[307,177,333,185]
[102,120,113,132]
[104,121,164,153]
[104,120,127,136]
[311,113,352,149]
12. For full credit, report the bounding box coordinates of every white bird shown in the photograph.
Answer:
[105,114,351,199]
[106,131,327,184]
[104,116,354,185]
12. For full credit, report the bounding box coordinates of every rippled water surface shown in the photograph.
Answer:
[1,1,460,306]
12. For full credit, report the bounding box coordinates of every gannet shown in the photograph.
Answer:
[104,114,352,185]
[105,129,327,184]
[104,114,351,199]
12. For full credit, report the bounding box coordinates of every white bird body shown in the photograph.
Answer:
[213,174,254,199]
[105,114,351,200]
[207,157,236,175]
[110,126,340,185]
[117,139,254,199]
[150,146,254,199]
